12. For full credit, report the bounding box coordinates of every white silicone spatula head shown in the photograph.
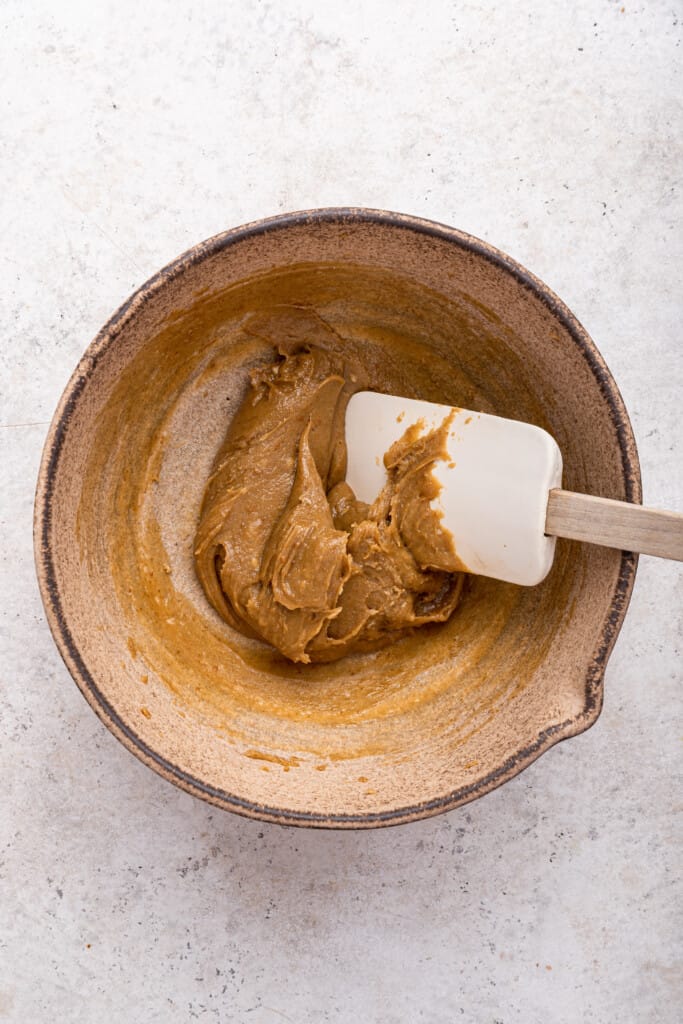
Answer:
[345,392,563,586]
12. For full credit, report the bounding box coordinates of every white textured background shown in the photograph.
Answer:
[2,2,681,1021]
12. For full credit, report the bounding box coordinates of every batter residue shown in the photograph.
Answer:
[194,338,464,663]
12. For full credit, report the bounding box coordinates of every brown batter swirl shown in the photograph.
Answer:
[194,337,464,663]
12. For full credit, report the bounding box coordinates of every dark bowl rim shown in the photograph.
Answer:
[34,206,641,829]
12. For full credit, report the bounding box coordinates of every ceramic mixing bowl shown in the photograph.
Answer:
[34,209,640,827]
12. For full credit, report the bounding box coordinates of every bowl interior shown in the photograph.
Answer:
[38,213,639,826]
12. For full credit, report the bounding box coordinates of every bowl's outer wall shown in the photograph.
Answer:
[35,209,641,828]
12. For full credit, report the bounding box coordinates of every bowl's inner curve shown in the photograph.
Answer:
[50,241,631,821]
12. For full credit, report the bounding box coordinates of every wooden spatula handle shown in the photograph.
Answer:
[546,489,683,561]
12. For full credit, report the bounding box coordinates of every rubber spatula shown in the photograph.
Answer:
[345,392,683,586]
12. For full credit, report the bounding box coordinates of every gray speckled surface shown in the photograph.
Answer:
[2,2,681,1021]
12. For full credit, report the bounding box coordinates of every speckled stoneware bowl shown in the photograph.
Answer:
[35,209,640,828]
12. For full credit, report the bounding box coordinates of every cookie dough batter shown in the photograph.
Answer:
[194,339,464,663]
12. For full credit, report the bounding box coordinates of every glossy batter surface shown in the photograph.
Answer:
[195,336,464,663]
